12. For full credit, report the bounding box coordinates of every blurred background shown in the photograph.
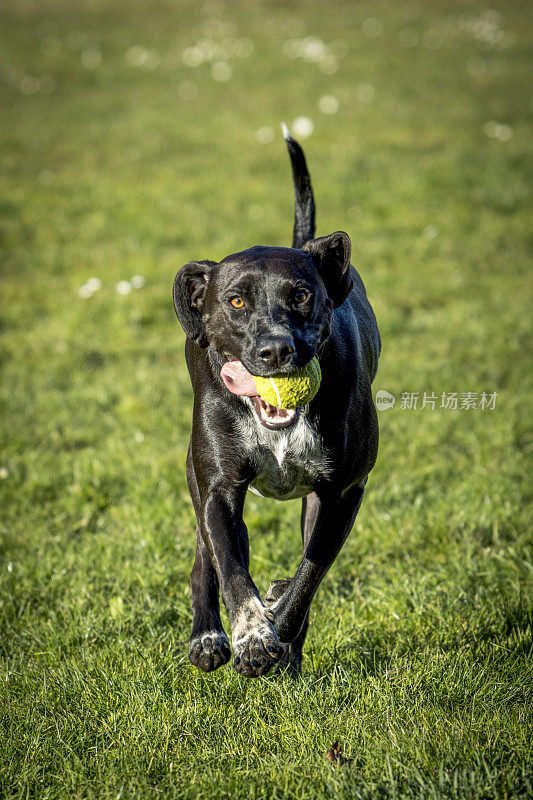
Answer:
[1,1,532,798]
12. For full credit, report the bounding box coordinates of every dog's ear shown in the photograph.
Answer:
[302,231,353,308]
[173,260,217,347]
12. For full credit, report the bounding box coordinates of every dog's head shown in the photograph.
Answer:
[173,232,352,428]
[173,232,352,372]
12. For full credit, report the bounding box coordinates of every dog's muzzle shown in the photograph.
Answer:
[220,360,300,430]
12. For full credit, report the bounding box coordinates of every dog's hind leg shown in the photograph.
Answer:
[289,492,321,669]
[263,492,320,673]
[187,449,231,672]
[301,491,321,550]
[270,484,366,647]
[264,577,308,675]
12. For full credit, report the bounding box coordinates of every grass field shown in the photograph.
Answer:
[1,0,532,797]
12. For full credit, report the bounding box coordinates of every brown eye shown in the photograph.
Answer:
[230,296,244,309]
[294,289,309,304]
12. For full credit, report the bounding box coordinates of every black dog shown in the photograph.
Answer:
[173,126,380,677]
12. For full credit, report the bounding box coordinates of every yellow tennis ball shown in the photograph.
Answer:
[254,357,322,409]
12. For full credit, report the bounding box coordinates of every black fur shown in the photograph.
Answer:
[172,131,380,677]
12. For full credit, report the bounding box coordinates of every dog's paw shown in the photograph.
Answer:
[231,598,285,677]
[264,578,292,606]
[189,630,231,672]
[232,625,285,677]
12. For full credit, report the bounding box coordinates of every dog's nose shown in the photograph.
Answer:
[257,336,296,369]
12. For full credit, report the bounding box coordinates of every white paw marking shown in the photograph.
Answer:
[191,630,228,646]
[231,597,278,648]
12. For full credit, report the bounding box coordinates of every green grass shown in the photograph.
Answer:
[1,0,532,797]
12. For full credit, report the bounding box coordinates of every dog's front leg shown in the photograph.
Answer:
[269,483,366,644]
[199,486,285,677]
[187,450,232,672]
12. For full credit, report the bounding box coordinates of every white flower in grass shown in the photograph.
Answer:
[7,562,13,572]
[117,280,132,295]
[182,46,205,67]
[127,45,147,66]
[355,83,376,103]
[79,277,102,298]
[131,275,145,289]
[318,95,339,115]
[0,467,8,479]
[423,225,438,241]
[211,61,232,81]
[497,124,513,141]
[319,56,338,75]
[484,121,513,141]
[255,126,274,144]
[126,46,159,70]
[292,116,314,139]
[302,37,327,61]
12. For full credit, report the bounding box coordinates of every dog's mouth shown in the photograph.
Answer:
[220,359,299,430]
[250,396,298,429]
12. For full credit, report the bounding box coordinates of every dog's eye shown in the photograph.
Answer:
[294,289,309,304]
[230,296,245,309]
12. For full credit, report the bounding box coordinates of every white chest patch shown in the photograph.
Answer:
[237,407,332,500]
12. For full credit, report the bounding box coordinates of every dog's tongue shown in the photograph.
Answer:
[220,360,258,397]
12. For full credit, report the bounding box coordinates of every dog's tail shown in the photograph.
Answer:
[282,123,316,249]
